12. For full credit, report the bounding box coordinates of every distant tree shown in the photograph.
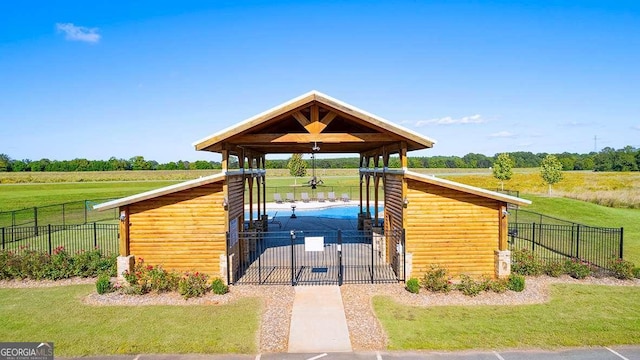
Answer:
[540,154,564,195]
[492,153,514,191]
[0,154,10,171]
[287,153,307,185]
[130,156,151,170]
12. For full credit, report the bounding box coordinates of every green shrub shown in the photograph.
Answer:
[487,278,508,293]
[405,278,420,294]
[565,259,591,279]
[511,249,544,276]
[608,258,635,280]
[544,260,566,277]
[178,272,209,299]
[633,267,640,279]
[507,274,525,292]
[211,277,229,295]
[96,274,113,294]
[456,274,484,297]
[420,265,452,293]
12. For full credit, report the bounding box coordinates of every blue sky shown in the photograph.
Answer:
[1,0,639,163]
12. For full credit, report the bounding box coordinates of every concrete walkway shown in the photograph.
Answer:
[287,285,353,353]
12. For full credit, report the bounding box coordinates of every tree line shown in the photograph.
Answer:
[0,146,638,172]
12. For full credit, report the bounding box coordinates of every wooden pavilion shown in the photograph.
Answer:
[95,90,530,283]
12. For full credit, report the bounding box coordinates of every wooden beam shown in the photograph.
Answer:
[310,104,319,123]
[320,111,337,126]
[292,111,310,127]
[233,133,394,144]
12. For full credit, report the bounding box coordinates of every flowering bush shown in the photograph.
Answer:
[420,265,452,293]
[122,258,179,294]
[544,260,566,277]
[0,247,115,280]
[178,271,209,299]
[564,259,592,279]
[456,274,485,297]
[511,249,544,276]
[608,258,635,280]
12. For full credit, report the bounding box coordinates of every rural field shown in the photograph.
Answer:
[1,169,639,263]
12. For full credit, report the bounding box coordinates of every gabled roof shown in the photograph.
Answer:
[404,170,532,207]
[93,172,226,211]
[193,90,436,155]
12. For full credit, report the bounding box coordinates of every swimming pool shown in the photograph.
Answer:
[245,205,384,219]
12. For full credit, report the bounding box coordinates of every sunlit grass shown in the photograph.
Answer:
[0,285,260,356]
[374,284,640,350]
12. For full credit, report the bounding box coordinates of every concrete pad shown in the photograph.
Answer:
[288,285,353,353]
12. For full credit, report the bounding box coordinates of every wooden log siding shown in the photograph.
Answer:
[384,174,404,231]
[405,179,503,279]
[128,183,226,277]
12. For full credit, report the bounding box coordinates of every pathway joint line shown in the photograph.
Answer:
[376,351,382,360]
[492,351,506,360]
[606,347,629,360]
[307,353,328,360]
[255,354,261,360]
[133,355,141,360]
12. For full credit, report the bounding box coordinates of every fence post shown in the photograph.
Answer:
[226,232,231,285]
[84,200,88,224]
[2,227,4,250]
[370,230,374,284]
[34,207,38,236]
[47,224,52,255]
[290,231,295,286]
[93,222,98,249]
[402,229,406,282]
[575,225,581,259]
[531,223,536,252]
[619,227,624,259]
[338,229,343,286]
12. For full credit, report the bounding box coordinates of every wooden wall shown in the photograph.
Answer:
[405,179,502,279]
[128,182,226,277]
[384,173,404,232]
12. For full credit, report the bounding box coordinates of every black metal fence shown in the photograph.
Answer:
[508,209,624,269]
[1,223,119,256]
[230,228,404,285]
[0,199,118,229]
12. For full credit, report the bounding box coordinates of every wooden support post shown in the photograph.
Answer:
[400,142,408,170]
[118,206,130,256]
[499,204,508,251]
[221,150,229,172]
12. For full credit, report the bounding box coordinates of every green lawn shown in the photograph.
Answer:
[374,284,640,350]
[0,181,179,211]
[0,285,260,356]
[522,195,640,264]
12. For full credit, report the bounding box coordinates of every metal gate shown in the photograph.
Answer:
[228,229,405,285]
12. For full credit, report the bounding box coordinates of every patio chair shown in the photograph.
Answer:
[301,192,310,203]
[273,193,283,203]
[286,192,295,202]
[316,192,325,202]
[341,193,350,202]
[327,192,337,202]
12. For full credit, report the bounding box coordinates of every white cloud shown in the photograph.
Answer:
[633,125,640,131]
[415,114,485,127]
[517,142,533,147]
[56,23,101,43]
[489,131,516,138]
[562,120,592,127]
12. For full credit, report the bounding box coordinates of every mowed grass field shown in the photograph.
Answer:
[0,285,260,356]
[1,169,638,262]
